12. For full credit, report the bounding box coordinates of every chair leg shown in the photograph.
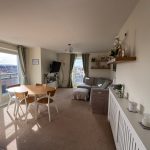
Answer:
[19,105,24,115]
[48,104,51,122]
[15,103,19,119]
[25,104,29,123]
[35,103,39,120]
[54,103,59,113]
[34,101,39,120]
[13,101,16,116]
[7,99,12,111]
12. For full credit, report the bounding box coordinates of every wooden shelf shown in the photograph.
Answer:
[107,57,136,64]
[91,60,108,63]
[91,67,110,69]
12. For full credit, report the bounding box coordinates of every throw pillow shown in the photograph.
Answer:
[101,80,111,89]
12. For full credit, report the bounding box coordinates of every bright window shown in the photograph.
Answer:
[0,52,19,94]
[72,55,84,87]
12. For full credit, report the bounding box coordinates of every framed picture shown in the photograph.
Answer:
[32,59,39,65]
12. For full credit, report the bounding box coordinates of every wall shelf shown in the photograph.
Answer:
[91,57,110,69]
[91,60,108,63]
[91,67,110,69]
[107,56,136,64]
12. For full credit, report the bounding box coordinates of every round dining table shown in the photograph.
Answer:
[7,84,56,119]
[7,84,56,96]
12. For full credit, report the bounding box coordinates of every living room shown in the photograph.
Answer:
[0,0,150,150]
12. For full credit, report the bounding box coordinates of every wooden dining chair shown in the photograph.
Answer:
[36,89,58,122]
[15,91,35,122]
[6,84,21,114]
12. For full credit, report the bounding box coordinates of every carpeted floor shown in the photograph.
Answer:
[0,88,115,150]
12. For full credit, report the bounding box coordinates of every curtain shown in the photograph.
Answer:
[82,53,89,77]
[17,45,28,84]
[68,54,76,88]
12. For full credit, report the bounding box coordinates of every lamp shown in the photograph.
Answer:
[65,44,73,53]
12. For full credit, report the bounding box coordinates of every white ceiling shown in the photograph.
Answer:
[0,0,138,53]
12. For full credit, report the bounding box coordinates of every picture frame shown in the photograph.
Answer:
[32,59,39,65]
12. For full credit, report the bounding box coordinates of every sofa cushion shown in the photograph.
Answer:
[92,84,103,88]
[83,77,94,86]
[101,80,111,89]
[93,78,105,86]
[77,83,91,91]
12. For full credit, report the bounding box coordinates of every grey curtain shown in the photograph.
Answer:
[68,54,76,88]
[82,53,89,77]
[17,45,28,84]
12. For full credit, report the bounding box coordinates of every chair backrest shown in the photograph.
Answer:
[47,89,56,97]
[7,84,21,89]
[7,84,21,97]
[15,91,28,101]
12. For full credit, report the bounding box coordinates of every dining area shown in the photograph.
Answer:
[6,83,59,123]
[0,86,116,150]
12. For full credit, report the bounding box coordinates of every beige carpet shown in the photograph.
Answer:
[0,88,115,150]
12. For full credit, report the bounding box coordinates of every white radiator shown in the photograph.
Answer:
[108,88,149,150]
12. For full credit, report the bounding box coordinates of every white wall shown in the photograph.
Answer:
[58,53,70,87]
[116,0,150,113]
[41,49,58,83]
[89,53,111,79]
[26,48,58,84]
[26,47,42,85]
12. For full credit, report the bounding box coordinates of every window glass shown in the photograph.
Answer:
[0,52,19,94]
[72,55,84,87]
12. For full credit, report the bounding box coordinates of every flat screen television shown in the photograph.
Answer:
[50,61,61,73]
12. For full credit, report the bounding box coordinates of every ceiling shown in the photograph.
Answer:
[0,0,138,53]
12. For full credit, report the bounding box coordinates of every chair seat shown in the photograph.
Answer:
[20,96,35,104]
[37,97,53,104]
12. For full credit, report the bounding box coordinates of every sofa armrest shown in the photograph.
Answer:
[90,88,109,114]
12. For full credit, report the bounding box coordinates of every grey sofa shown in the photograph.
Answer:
[77,76,112,114]
[77,76,112,91]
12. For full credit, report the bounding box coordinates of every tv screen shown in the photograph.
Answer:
[50,61,61,73]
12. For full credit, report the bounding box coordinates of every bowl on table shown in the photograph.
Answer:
[142,113,150,127]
